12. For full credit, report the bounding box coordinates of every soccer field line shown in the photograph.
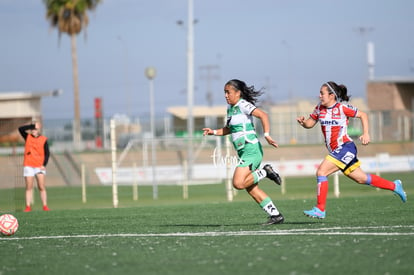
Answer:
[1,225,414,240]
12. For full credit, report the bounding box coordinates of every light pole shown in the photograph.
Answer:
[187,0,195,182]
[145,67,158,199]
[281,40,293,102]
[354,27,375,80]
[282,40,296,144]
[117,36,132,117]
[176,0,195,184]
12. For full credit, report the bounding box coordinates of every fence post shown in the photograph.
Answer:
[110,119,119,208]
[183,159,188,199]
[81,163,86,203]
[225,135,234,202]
[333,171,340,198]
[132,162,138,201]
[280,157,286,195]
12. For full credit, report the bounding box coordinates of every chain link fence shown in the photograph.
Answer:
[1,110,413,192]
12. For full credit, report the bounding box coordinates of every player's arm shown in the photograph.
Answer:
[18,123,35,140]
[43,141,50,167]
[297,116,317,129]
[202,126,230,136]
[251,108,278,148]
[355,110,370,145]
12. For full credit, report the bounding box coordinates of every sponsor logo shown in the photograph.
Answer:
[341,151,355,164]
[321,120,339,126]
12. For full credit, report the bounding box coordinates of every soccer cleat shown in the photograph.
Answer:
[263,164,282,185]
[304,207,326,219]
[263,213,284,225]
[393,180,407,203]
[43,205,51,211]
[24,206,31,212]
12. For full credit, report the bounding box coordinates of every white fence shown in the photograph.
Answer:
[95,154,414,185]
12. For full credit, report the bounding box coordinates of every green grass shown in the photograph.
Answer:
[0,172,413,275]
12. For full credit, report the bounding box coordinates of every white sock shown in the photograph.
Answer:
[262,201,280,216]
[253,169,266,183]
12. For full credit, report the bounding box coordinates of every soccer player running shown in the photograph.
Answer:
[18,122,51,212]
[297,81,407,219]
[203,79,284,225]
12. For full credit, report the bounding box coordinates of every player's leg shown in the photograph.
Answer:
[347,168,407,202]
[246,184,284,225]
[234,143,281,188]
[232,169,284,224]
[232,166,274,189]
[23,167,35,212]
[24,176,34,212]
[339,141,406,202]
[232,165,255,190]
[232,147,284,224]
[232,143,266,189]
[35,171,50,211]
[304,157,339,219]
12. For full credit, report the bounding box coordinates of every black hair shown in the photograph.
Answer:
[324,81,351,102]
[225,79,263,105]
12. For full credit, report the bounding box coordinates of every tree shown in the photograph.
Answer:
[43,0,101,149]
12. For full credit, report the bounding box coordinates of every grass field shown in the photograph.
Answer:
[0,172,413,275]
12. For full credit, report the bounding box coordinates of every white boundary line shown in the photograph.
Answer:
[1,225,414,240]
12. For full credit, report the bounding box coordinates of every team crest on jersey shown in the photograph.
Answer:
[332,106,341,119]
[232,106,240,115]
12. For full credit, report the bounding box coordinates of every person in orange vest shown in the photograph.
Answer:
[18,122,50,212]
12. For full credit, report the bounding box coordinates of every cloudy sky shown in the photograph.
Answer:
[1,0,413,120]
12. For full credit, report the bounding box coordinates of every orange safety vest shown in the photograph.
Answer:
[23,135,48,167]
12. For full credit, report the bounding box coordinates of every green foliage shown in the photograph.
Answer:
[43,0,102,32]
[43,0,101,14]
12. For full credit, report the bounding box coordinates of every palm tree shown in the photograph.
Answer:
[43,0,101,149]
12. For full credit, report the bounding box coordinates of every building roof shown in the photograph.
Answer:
[0,90,63,119]
[368,77,414,84]
[0,90,62,100]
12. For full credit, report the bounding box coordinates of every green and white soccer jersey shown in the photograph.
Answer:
[226,99,259,150]
[226,99,262,169]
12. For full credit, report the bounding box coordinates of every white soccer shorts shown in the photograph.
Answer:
[23,166,46,177]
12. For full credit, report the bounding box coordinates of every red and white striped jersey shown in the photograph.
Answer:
[310,102,358,152]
